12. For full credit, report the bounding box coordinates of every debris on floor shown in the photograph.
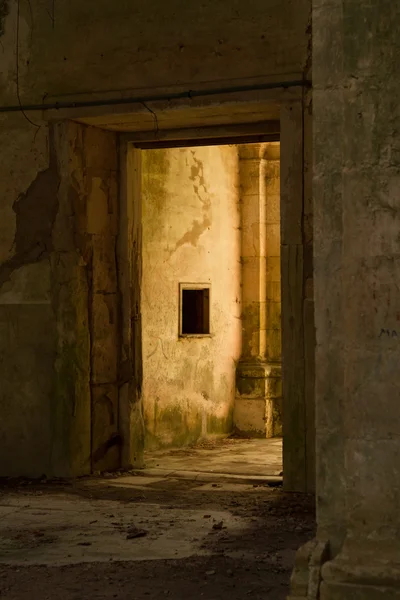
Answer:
[0,470,314,600]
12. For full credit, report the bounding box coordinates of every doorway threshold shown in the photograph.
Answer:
[134,438,283,485]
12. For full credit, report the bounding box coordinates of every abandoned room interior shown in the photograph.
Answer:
[1,0,400,598]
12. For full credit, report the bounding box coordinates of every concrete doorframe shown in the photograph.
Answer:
[48,90,314,492]
[117,104,313,493]
[280,100,314,493]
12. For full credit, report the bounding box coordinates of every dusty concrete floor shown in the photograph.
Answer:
[0,466,314,600]
[143,438,283,480]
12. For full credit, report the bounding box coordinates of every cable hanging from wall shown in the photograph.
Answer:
[16,0,41,129]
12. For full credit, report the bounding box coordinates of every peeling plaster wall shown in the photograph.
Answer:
[52,122,120,477]
[0,120,57,477]
[141,146,241,449]
[0,119,118,477]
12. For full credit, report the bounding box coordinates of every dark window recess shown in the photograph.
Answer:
[181,288,210,335]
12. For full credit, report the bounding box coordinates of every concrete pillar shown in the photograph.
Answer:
[52,121,121,475]
[234,143,282,437]
[289,0,400,597]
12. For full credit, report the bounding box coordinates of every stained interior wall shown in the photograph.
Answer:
[140,145,241,450]
[233,142,283,438]
[0,120,119,478]
[53,122,120,476]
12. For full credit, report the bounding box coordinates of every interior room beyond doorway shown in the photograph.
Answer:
[136,140,282,478]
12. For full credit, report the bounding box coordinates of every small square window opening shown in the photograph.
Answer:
[180,285,210,336]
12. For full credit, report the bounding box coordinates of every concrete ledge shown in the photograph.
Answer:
[132,467,283,486]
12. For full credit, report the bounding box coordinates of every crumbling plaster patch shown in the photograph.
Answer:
[172,152,212,253]
[0,166,60,289]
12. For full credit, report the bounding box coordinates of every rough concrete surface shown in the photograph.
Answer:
[1,0,310,105]
[0,473,314,600]
[290,0,400,596]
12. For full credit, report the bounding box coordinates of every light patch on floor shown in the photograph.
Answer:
[0,494,250,566]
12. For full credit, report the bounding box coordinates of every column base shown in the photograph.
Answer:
[288,537,400,600]
[321,539,400,600]
[234,360,282,437]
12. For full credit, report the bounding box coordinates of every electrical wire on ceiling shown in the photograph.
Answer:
[1,79,310,115]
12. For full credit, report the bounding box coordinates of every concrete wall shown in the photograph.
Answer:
[0,123,56,477]
[141,146,241,449]
[1,0,310,106]
[289,1,400,598]
[0,120,118,477]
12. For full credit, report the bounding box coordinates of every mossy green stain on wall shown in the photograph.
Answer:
[141,149,170,228]
[52,340,88,470]
[144,401,203,451]
[51,263,91,477]
[144,399,234,451]
[207,408,234,436]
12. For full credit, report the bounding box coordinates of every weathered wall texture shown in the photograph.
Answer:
[1,0,310,106]
[280,99,315,494]
[52,122,120,476]
[0,119,118,477]
[141,146,241,449]
[0,119,55,477]
[234,143,282,438]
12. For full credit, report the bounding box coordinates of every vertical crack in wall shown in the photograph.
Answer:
[303,7,312,81]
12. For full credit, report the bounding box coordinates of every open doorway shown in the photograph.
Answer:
[52,99,313,492]
[131,140,283,481]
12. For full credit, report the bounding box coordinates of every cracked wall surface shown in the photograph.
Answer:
[140,146,241,449]
[0,120,58,477]
[0,119,118,477]
[52,122,119,476]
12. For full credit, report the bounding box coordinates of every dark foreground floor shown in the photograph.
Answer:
[0,474,315,600]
